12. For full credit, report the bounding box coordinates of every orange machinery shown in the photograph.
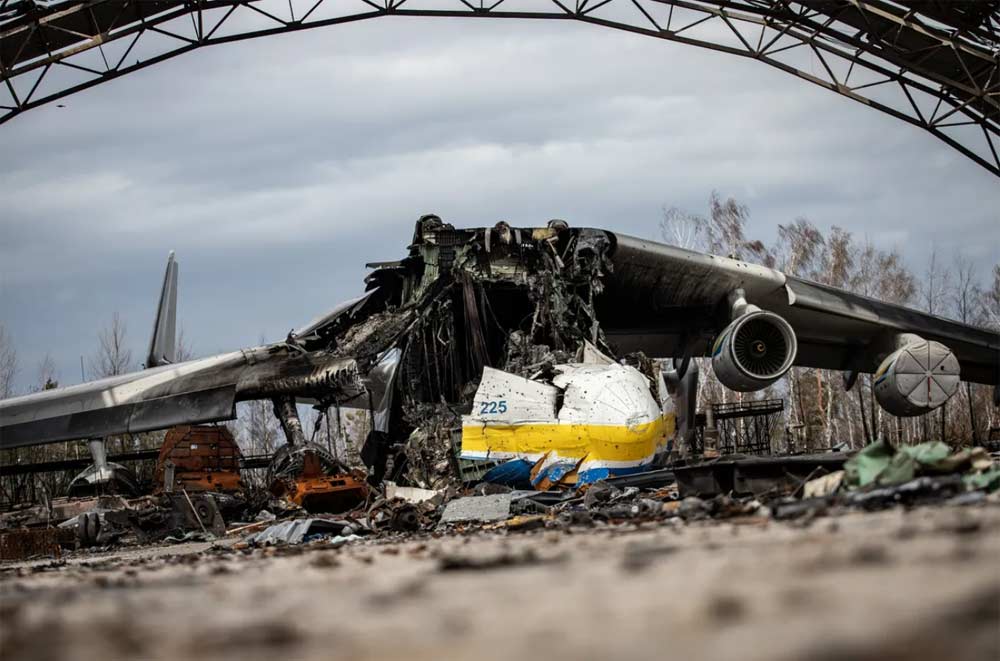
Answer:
[154,425,244,493]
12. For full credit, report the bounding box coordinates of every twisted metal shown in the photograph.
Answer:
[2,1,998,174]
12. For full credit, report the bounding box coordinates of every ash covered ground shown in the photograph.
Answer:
[2,502,998,661]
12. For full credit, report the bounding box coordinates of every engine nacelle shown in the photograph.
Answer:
[874,337,960,416]
[711,311,798,392]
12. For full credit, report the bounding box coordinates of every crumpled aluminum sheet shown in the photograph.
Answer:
[246,518,356,545]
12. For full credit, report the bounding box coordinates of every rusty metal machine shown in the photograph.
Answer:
[268,444,368,514]
[154,425,244,494]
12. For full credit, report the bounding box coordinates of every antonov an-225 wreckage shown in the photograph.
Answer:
[1,217,997,491]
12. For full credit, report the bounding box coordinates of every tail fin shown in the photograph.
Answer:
[146,251,178,368]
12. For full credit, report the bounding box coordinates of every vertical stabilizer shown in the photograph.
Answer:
[146,251,178,368]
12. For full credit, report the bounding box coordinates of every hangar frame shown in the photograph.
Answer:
[1,1,998,172]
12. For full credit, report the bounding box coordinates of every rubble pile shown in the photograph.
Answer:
[2,435,997,561]
[233,438,999,549]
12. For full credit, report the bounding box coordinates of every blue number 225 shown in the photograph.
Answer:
[479,400,508,415]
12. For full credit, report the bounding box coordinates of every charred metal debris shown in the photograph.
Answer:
[0,217,626,558]
[3,217,999,560]
[286,216,620,490]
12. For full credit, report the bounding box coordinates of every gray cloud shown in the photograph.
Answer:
[2,19,998,391]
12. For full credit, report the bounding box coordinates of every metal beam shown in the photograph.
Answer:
[1,0,997,174]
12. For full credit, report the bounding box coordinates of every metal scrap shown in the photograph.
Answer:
[154,425,244,494]
[384,482,442,506]
[438,494,516,525]
[0,527,75,561]
[246,518,363,546]
[267,444,369,514]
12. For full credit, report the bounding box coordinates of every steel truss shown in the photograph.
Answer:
[1,1,998,174]
[691,398,785,456]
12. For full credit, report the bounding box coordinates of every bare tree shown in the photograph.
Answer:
[986,265,1000,434]
[948,254,984,443]
[661,192,773,265]
[89,312,133,378]
[706,192,747,258]
[85,313,136,453]
[776,218,824,277]
[810,226,856,447]
[175,325,194,362]
[951,255,981,325]
[987,264,1000,330]
[660,206,707,251]
[772,219,825,447]
[35,353,58,391]
[921,249,952,316]
[236,400,281,456]
[0,322,17,399]
[877,249,917,306]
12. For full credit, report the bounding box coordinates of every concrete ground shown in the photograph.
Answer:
[1,502,998,661]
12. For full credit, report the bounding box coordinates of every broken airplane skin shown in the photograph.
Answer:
[1,217,998,487]
[461,362,676,487]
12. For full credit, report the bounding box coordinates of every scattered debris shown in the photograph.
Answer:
[384,483,443,506]
[438,547,563,572]
[246,519,363,546]
[771,497,830,522]
[268,444,369,514]
[844,440,993,489]
[0,527,75,561]
[620,540,679,572]
[803,470,845,499]
[845,475,967,510]
[439,494,517,526]
[674,454,849,499]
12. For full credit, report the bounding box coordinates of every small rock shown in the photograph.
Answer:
[707,593,746,623]
[620,541,677,573]
[849,544,890,566]
[678,497,711,521]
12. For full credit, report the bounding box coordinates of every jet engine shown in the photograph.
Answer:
[873,335,960,416]
[711,310,798,392]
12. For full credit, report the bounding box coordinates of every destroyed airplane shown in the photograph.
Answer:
[1,216,998,494]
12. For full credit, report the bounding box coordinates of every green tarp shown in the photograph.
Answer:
[844,440,996,490]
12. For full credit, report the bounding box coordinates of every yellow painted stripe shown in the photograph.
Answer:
[461,415,676,462]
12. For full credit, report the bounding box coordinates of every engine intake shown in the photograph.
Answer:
[711,311,798,392]
[874,336,960,416]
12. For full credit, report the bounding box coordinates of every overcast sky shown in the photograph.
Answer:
[2,17,998,393]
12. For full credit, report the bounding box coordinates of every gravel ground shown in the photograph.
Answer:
[1,502,998,661]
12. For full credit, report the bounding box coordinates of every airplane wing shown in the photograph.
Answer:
[598,233,999,386]
[0,343,381,450]
[0,252,385,450]
[0,352,245,449]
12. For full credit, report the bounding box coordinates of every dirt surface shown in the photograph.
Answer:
[2,503,998,661]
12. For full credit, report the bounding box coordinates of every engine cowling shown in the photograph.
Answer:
[711,311,798,391]
[874,338,960,416]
